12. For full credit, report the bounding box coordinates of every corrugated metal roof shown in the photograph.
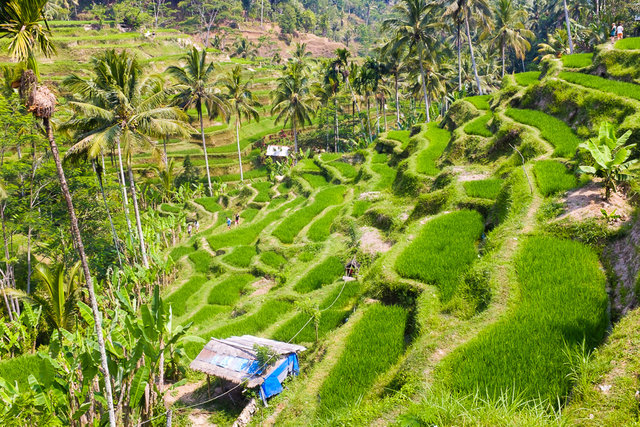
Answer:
[266,145,291,157]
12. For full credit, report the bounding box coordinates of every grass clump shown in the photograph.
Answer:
[514,71,541,86]
[188,250,214,273]
[272,186,345,243]
[463,179,503,200]
[559,71,640,101]
[533,160,578,196]
[307,206,341,242]
[222,245,257,268]
[207,274,255,305]
[294,256,344,293]
[615,37,640,50]
[464,113,493,137]
[395,210,484,301]
[416,123,451,176]
[194,197,223,213]
[505,108,581,157]
[260,251,287,269]
[302,173,328,189]
[561,53,593,68]
[318,304,408,413]
[465,95,491,110]
[440,236,608,402]
[165,275,208,317]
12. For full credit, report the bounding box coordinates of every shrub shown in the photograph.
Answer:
[294,256,344,293]
[561,53,593,68]
[302,173,328,189]
[222,246,257,268]
[210,299,293,338]
[318,304,408,413]
[396,210,484,301]
[533,160,577,196]
[195,197,222,213]
[505,108,581,157]
[188,250,214,273]
[514,71,541,86]
[464,113,493,137]
[272,186,345,243]
[439,236,608,402]
[207,274,255,305]
[260,251,287,269]
[165,275,208,317]
[559,71,640,101]
[307,206,341,242]
[465,95,491,110]
[416,123,451,176]
[463,179,503,199]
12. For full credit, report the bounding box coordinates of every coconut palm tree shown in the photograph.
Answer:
[490,0,534,78]
[333,48,367,139]
[221,65,260,182]
[383,0,439,121]
[315,60,341,152]
[291,42,312,64]
[0,1,116,425]
[563,0,574,54]
[166,47,227,197]
[271,61,316,161]
[62,49,192,269]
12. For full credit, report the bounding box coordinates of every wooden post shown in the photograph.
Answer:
[166,410,172,427]
[207,375,211,398]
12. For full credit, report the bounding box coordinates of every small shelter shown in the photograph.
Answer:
[345,257,360,278]
[190,335,306,404]
[265,145,291,161]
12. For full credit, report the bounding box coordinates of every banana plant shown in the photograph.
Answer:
[579,122,637,200]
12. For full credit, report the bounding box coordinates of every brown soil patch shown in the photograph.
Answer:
[452,166,490,182]
[606,218,640,316]
[250,277,274,296]
[559,181,632,223]
[359,227,393,254]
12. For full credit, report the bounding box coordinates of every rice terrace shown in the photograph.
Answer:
[0,0,639,426]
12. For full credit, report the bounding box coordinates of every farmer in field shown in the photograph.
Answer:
[235,212,240,226]
[226,217,232,229]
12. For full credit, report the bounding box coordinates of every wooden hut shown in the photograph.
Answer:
[265,145,291,161]
[190,335,306,404]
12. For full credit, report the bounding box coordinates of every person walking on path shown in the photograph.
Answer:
[195,219,200,232]
[611,23,617,43]
[235,213,240,226]
[187,223,193,237]
[617,23,624,40]
[226,217,232,229]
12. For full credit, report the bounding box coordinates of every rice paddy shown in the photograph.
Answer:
[505,108,581,157]
[207,274,255,305]
[561,53,593,68]
[533,160,578,196]
[514,71,541,87]
[293,256,344,293]
[465,95,491,110]
[464,113,493,137]
[307,206,342,242]
[463,179,503,199]
[559,71,640,101]
[222,245,257,268]
[416,123,452,176]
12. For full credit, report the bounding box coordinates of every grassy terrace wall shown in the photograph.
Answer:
[439,236,608,402]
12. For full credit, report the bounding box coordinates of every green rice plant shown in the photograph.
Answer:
[210,299,293,338]
[615,37,640,50]
[267,196,288,210]
[272,186,345,243]
[260,251,287,269]
[169,244,195,261]
[188,250,214,273]
[252,181,273,203]
[387,130,411,146]
[208,198,303,249]
[0,354,45,389]
[505,108,581,157]
[559,71,640,101]
[160,203,181,214]
[464,113,493,137]
[195,197,223,213]
[240,208,260,222]
[218,168,268,182]
[372,163,397,190]
[302,173,328,189]
[514,71,541,87]
[416,123,451,176]
[352,200,372,218]
[561,53,593,68]
[294,256,344,293]
[188,305,231,328]
[321,153,342,162]
[307,206,341,242]
[372,153,389,164]
[329,161,359,179]
[439,236,608,402]
[297,158,322,172]
[395,210,484,301]
[533,160,577,196]
[465,95,491,110]
[318,304,408,413]
[222,246,257,268]
[463,179,503,199]
[165,275,208,317]
[272,281,361,343]
[207,274,255,305]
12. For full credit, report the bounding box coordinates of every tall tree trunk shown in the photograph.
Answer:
[26,226,32,294]
[235,118,244,182]
[334,96,339,153]
[198,106,213,196]
[374,97,379,135]
[501,42,505,78]
[43,118,116,427]
[92,160,123,268]
[162,137,168,170]
[418,47,431,122]
[457,21,462,91]
[365,95,373,139]
[563,0,574,54]
[465,10,484,95]
[383,100,388,131]
[127,160,150,269]
[292,119,298,164]
[116,139,135,248]
[0,202,18,320]
[260,0,264,28]
[394,71,400,127]
[345,77,368,142]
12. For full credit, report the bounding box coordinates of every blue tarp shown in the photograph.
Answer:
[206,354,261,376]
[259,354,300,399]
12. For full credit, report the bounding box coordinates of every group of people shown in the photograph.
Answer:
[611,23,625,43]
[187,220,200,237]
[226,213,240,229]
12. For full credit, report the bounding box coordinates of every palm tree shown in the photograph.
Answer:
[271,62,316,161]
[221,66,260,182]
[563,0,574,54]
[440,0,465,92]
[490,0,533,78]
[62,49,192,269]
[333,48,367,140]
[0,1,116,425]
[166,47,227,197]
[383,0,438,121]
[380,42,406,128]
[291,42,312,64]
